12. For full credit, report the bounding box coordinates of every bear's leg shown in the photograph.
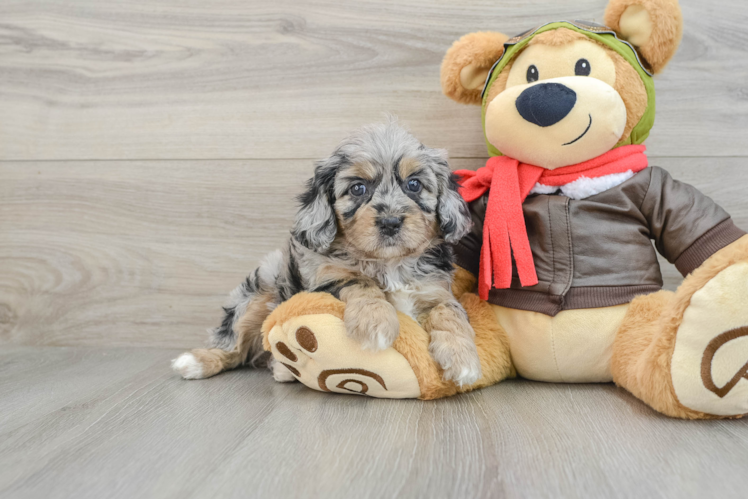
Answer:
[612,236,748,419]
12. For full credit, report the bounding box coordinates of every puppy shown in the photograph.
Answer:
[172,121,482,386]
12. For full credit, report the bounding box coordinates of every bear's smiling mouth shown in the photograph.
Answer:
[562,114,593,146]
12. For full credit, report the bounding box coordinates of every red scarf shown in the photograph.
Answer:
[455,145,649,300]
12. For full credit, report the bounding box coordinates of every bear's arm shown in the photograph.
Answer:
[640,166,746,276]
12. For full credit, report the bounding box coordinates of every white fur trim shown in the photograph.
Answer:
[529,183,559,195]
[529,170,636,200]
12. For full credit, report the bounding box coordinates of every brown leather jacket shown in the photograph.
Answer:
[454,166,746,316]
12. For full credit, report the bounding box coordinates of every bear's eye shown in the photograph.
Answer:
[526,65,539,83]
[575,58,591,76]
[406,179,422,193]
[349,183,366,197]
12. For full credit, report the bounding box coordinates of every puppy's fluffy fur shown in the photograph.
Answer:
[172,121,482,385]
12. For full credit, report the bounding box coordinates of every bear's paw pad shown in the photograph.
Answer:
[672,262,748,416]
[266,313,421,399]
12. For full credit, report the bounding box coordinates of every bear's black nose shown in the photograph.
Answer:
[515,83,577,127]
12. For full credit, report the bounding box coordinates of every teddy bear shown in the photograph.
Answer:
[257,0,748,419]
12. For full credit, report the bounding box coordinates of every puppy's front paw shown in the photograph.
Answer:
[429,330,482,387]
[344,299,400,351]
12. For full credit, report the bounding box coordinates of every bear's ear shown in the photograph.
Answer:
[441,31,509,105]
[604,0,683,74]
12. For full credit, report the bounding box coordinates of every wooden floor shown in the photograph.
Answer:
[2,0,748,497]
[0,346,746,498]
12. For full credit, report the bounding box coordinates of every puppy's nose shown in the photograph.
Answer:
[378,216,403,236]
[515,83,577,127]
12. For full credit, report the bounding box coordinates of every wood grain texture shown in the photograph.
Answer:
[0,346,746,498]
[1,157,746,348]
[1,0,748,160]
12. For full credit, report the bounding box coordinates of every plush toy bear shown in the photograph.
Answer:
[259,0,748,418]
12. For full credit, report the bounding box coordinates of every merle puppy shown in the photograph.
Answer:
[172,121,482,386]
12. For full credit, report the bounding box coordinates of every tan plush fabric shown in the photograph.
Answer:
[485,74,627,169]
[452,266,477,299]
[460,293,516,389]
[671,262,748,415]
[262,292,345,351]
[267,311,421,399]
[610,45,648,142]
[261,291,515,400]
[441,31,508,105]
[610,290,683,415]
[604,0,683,74]
[528,28,588,47]
[493,303,629,383]
[611,235,748,419]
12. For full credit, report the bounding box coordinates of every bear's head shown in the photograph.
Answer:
[441,0,683,169]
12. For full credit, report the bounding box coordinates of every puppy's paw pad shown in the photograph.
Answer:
[171,352,204,380]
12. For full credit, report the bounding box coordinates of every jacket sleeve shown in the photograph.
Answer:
[453,194,488,277]
[640,167,746,276]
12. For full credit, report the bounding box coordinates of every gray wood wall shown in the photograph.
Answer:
[1,0,746,348]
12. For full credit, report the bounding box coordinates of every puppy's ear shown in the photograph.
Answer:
[292,154,341,251]
[604,0,683,74]
[441,31,509,105]
[425,148,472,244]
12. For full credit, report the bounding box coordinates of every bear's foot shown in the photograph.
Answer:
[671,262,748,416]
[266,311,422,399]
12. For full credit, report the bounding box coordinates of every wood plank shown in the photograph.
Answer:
[0,346,746,498]
[1,0,748,160]
[1,157,745,348]
[0,159,304,347]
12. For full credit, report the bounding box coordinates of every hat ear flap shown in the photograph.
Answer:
[441,31,509,105]
[604,0,683,74]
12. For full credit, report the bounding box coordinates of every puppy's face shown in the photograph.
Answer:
[292,122,471,259]
[333,156,440,259]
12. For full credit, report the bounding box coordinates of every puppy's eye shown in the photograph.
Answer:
[526,65,539,83]
[575,58,591,76]
[406,179,422,193]
[349,183,366,196]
